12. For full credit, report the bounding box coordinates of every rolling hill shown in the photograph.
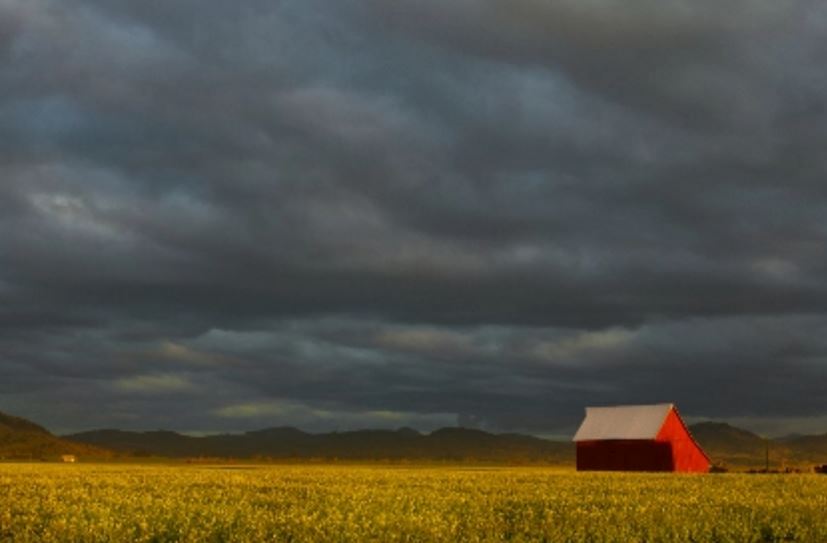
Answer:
[688,422,827,469]
[688,422,777,467]
[0,411,112,460]
[780,433,827,463]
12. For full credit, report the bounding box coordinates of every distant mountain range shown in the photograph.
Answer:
[64,421,827,468]
[65,426,575,464]
[2,409,826,468]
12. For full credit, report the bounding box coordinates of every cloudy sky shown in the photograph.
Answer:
[2,0,826,437]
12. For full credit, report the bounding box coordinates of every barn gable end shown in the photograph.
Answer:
[573,403,709,473]
[655,406,710,472]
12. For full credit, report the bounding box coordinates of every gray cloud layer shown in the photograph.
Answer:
[1,0,826,436]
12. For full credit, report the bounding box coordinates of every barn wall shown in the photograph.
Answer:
[576,440,674,471]
[573,406,711,472]
[655,409,710,473]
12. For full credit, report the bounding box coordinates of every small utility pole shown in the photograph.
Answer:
[765,437,769,472]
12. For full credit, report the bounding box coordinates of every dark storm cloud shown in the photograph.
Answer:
[1,0,826,436]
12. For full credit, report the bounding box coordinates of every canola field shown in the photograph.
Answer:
[1,464,826,542]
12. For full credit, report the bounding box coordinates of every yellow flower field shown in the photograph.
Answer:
[1,464,826,542]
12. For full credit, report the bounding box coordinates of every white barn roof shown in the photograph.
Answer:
[572,403,673,442]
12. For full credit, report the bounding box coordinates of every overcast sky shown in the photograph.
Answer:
[2,0,826,437]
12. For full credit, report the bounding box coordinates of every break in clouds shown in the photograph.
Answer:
[1,0,826,436]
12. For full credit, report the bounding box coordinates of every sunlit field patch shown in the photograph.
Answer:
[1,464,826,542]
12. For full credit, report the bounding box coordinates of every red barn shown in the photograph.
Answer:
[573,403,709,472]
